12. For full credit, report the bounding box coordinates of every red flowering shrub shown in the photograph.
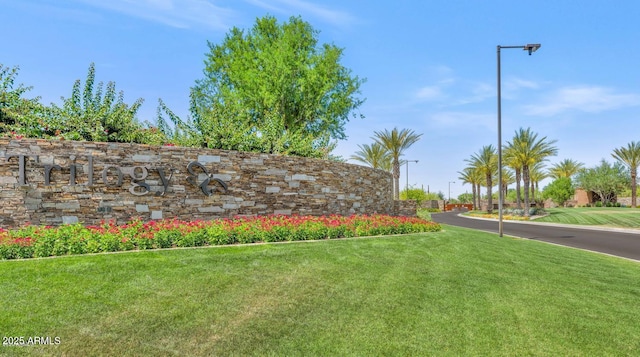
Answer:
[0,215,441,260]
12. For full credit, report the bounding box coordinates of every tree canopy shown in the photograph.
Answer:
[611,141,640,207]
[574,160,629,205]
[542,177,574,207]
[0,64,45,136]
[399,186,429,205]
[466,145,497,213]
[350,142,392,171]
[50,63,149,143]
[372,127,422,199]
[1,63,165,144]
[504,128,557,215]
[188,15,365,158]
[548,159,584,179]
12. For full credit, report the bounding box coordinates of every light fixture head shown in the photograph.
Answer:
[524,43,541,55]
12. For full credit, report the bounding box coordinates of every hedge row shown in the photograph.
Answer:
[0,214,441,260]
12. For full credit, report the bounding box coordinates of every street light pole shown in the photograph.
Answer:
[497,43,540,237]
[405,160,418,192]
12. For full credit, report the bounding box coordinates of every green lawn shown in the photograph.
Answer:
[2,227,639,356]
[535,207,640,228]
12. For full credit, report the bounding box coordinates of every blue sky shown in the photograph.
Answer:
[2,0,640,199]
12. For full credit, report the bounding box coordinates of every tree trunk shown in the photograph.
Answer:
[530,180,536,203]
[503,183,508,207]
[515,168,522,209]
[632,168,637,208]
[472,184,477,211]
[392,159,400,200]
[523,165,531,216]
[475,183,481,210]
[486,174,493,214]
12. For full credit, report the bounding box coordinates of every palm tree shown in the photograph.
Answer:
[505,128,557,216]
[612,141,640,207]
[529,162,548,203]
[467,145,497,213]
[500,168,515,207]
[350,142,392,172]
[373,127,422,199]
[504,145,524,209]
[458,166,483,210]
[548,159,584,179]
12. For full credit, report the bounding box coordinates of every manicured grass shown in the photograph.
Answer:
[535,207,640,228]
[2,227,640,356]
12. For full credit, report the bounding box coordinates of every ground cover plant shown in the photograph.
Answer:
[1,226,639,356]
[0,214,440,260]
[534,207,640,228]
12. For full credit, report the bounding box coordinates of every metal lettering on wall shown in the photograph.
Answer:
[4,154,228,197]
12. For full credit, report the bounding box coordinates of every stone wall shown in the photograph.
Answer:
[394,200,417,217]
[0,139,406,228]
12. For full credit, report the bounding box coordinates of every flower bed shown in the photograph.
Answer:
[0,215,441,260]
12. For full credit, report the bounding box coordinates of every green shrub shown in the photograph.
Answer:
[154,230,180,249]
[99,233,122,252]
[33,232,57,257]
[206,225,235,245]
[0,215,442,260]
[134,236,154,250]
[529,208,545,216]
[68,234,89,255]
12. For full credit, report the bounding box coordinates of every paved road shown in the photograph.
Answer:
[431,211,640,262]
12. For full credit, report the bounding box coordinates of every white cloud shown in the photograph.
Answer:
[428,65,455,78]
[454,82,493,105]
[245,0,357,26]
[504,77,540,91]
[525,85,640,116]
[76,0,237,30]
[415,86,445,101]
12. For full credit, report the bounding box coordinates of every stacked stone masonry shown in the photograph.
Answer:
[0,139,414,228]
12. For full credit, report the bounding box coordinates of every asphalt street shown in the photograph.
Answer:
[431,211,640,262]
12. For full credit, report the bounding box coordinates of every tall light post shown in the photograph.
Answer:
[405,160,418,192]
[497,43,540,237]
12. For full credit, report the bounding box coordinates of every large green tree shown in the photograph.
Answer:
[542,177,574,207]
[372,127,422,200]
[189,15,365,158]
[575,160,629,206]
[504,128,557,216]
[611,141,640,207]
[467,145,497,213]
